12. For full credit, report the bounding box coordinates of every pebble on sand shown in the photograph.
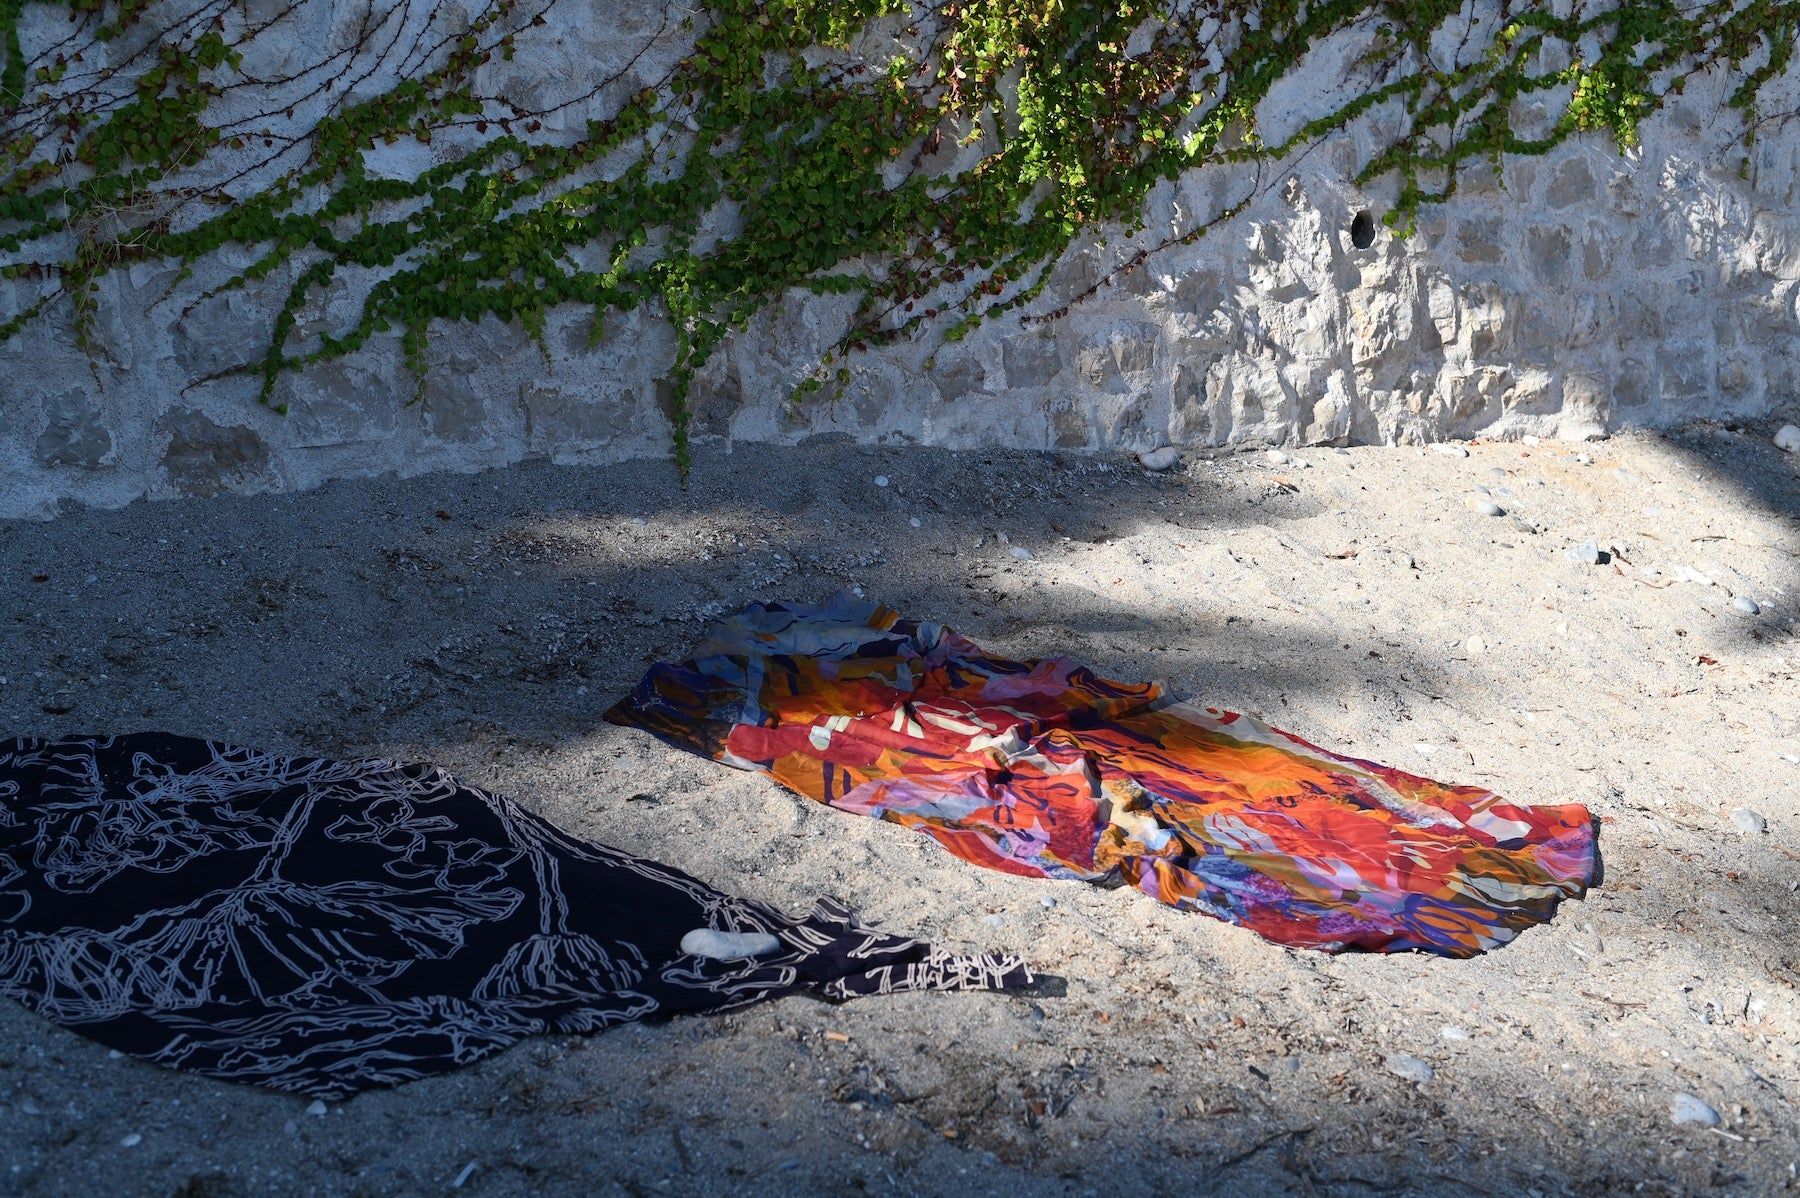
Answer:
[120,1133,142,1148]
[1439,1026,1470,1041]
[1564,541,1602,565]
[680,929,782,960]
[1775,424,1800,453]
[1729,808,1768,836]
[306,1099,328,1117]
[1010,545,1035,561]
[1264,449,1290,465]
[873,475,890,487]
[1385,1054,1435,1084]
[1432,443,1470,457]
[1669,1093,1720,1127]
[1137,446,1181,472]
[1731,595,1760,615]
[1470,498,1504,517]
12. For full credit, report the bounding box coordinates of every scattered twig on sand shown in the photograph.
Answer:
[1218,1126,1313,1170]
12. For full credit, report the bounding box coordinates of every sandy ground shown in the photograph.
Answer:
[0,422,1796,1197]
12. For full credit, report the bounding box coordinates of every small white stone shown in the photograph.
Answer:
[873,475,889,487]
[1669,1092,1720,1127]
[1385,1054,1434,1084]
[681,928,782,960]
[1730,808,1767,835]
[982,913,1005,928]
[1439,1026,1470,1041]
[1521,434,1542,446]
[1010,546,1035,561]
[1464,635,1487,655]
[1673,566,1715,587]
[1732,595,1760,615]
[1575,453,1592,465]
[1470,498,1504,517]
[909,517,922,528]
[1564,541,1602,565]
[1137,446,1181,471]
[1432,443,1470,458]
[1774,424,1800,453]
[306,1099,328,1117]
[1039,896,1056,909]
[120,1134,142,1148]
[1264,449,1289,465]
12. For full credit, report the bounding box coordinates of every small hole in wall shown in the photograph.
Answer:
[1350,209,1376,249]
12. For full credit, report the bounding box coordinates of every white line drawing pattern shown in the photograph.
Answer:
[0,734,1031,1099]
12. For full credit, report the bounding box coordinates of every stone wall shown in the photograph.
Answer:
[4,2,1799,519]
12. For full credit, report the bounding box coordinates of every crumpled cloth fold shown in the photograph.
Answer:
[608,595,1597,957]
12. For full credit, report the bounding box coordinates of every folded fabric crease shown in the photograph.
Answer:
[608,594,1598,957]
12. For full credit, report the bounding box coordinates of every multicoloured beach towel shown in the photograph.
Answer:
[608,596,1598,957]
[0,733,1030,1098]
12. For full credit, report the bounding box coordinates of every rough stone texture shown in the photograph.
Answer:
[33,389,115,469]
[158,409,273,499]
[4,2,1800,518]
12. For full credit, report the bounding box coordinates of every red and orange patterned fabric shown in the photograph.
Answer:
[607,596,1598,956]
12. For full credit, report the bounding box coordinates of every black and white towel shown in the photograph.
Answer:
[0,734,1030,1099]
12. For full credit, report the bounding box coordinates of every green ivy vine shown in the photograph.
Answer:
[2,0,1796,472]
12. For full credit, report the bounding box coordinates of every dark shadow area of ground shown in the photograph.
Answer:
[0,438,1421,760]
[1653,415,1800,635]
